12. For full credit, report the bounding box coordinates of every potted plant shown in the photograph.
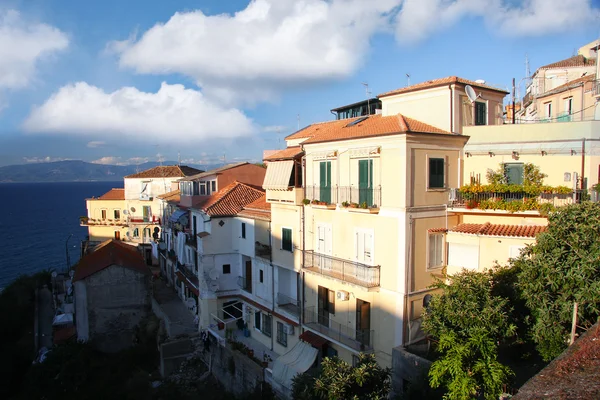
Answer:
[341,201,350,208]
[349,203,359,208]
[302,198,311,205]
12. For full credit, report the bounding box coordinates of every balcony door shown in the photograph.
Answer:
[355,229,374,283]
[316,224,332,270]
[358,159,373,206]
[318,286,335,328]
[244,260,252,293]
[356,299,371,348]
[319,161,331,203]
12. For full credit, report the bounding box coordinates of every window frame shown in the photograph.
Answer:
[114,209,120,220]
[262,313,272,337]
[133,228,139,238]
[241,222,246,239]
[101,209,107,220]
[474,101,487,126]
[276,321,288,347]
[200,182,207,195]
[427,157,446,190]
[222,264,231,274]
[282,227,293,252]
[259,269,264,283]
[427,232,445,270]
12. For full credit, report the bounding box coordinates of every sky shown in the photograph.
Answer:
[0,0,599,167]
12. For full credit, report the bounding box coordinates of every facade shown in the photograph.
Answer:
[73,240,151,352]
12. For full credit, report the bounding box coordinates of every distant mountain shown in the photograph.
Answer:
[0,160,221,183]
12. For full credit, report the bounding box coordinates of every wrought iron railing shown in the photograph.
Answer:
[448,188,584,209]
[302,250,380,288]
[255,241,271,260]
[303,306,374,351]
[276,293,300,317]
[304,185,381,208]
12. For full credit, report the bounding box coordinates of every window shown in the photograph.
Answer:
[474,102,486,125]
[504,163,524,185]
[282,228,293,252]
[241,222,246,239]
[133,228,139,238]
[101,209,107,219]
[318,286,335,317]
[565,97,573,115]
[544,102,552,119]
[211,181,216,192]
[428,158,445,189]
[222,264,231,274]
[259,269,264,283]
[255,311,261,330]
[200,182,206,195]
[114,209,120,220]
[276,322,287,347]
[144,228,151,238]
[262,314,272,337]
[428,233,444,269]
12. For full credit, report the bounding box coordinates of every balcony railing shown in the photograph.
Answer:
[302,250,380,288]
[81,217,127,227]
[128,216,161,224]
[303,306,374,351]
[255,241,271,260]
[594,79,600,97]
[556,112,572,122]
[304,185,382,208]
[448,188,584,210]
[276,293,300,317]
[237,276,252,293]
[177,264,199,288]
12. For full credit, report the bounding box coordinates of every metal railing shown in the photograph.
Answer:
[255,242,271,260]
[303,306,374,351]
[81,218,127,226]
[178,264,199,288]
[593,79,600,97]
[303,250,380,288]
[276,293,300,317]
[448,189,585,209]
[237,276,252,293]
[304,185,382,208]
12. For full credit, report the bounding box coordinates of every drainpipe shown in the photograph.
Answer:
[581,138,586,191]
[301,154,307,330]
[403,216,414,346]
[449,85,454,133]
[269,220,274,352]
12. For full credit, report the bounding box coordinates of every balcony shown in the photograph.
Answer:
[237,276,252,293]
[185,235,197,249]
[448,188,582,212]
[303,306,373,352]
[276,293,300,318]
[255,241,271,260]
[305,185,381,208]
[302,250,380,289]
[80,217,127,227]
[177,264,199,288]
[556,112,572,122]
[128,216,161,225]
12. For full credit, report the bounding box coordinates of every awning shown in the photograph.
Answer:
[263,160,294,191]
[299,330,328,348]
[272,341,318,391]
[169,209,188,223]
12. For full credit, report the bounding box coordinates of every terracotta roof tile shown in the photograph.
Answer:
[538,73,596,97]
[286,114,453,145]
[73,240,149,281]
[237,195,271,221]
[428,227,448,233]
[124,165,203,179]
[156,189,181,203]
[98,188,124,200]
[378,76,509,98]
[449,223,546,238]
[193,181,265,217]
[263,146,304,161]
[539,54,596,70]
[181,162,252,181]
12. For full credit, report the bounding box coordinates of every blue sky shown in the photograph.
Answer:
[0,0,599,167]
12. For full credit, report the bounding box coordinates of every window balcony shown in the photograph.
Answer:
[302,250,380,289]
[276,293,300,318]
[255,241,271,261]
[303,306,374,352]
[304,185,381,208]
[448,188,584,212]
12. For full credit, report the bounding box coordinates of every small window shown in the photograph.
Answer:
[282,228,293,252]
[428,233,444,269]
[241,223,246,239]
[259,269,264,283]
[544,102,552,119]
[276,322,288,347]
[262,314,272,337]
[222,264,231,274]
[211,181,216,192]
[101,209,107,219]
[474,102,486,125]
[428,158,445,189]
[114,209,120,220]
[255,311,261,330]
[133,228,139,238]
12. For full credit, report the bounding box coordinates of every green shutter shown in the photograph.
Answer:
[429,158,445,188]
[282,228,292,251]
[505,163,524,185]
[475,102,487,125]
[319,161,331,203]
[358,159,373,206]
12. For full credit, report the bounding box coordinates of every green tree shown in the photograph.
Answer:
[292,353,390,400]
[422,270,516,400]
[514,202,600,361]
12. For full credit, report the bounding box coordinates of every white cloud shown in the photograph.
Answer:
[23,81,256,142]
[263,125,287,133]
[394,0,600,44]
[110,0,400,105]
[92,156,122,165]
[23,156,70,163]
[126,157,149,164]
[86,141,105,148]
[0,9,68,90]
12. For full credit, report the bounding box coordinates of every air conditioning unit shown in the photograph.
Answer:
[336,290,350,301]
[284,324,295,335]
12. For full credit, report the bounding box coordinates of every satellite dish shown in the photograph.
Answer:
[465,85,478,103]
[51,271,57,278]
[208,268,219,280]
[130,207,136,212]
[123,209,128,215]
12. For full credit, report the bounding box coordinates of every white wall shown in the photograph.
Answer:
[253,258,272,302]
[74,281,89,341]
[235,217,255,257]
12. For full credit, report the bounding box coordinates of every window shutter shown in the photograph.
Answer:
[327,289,335,315]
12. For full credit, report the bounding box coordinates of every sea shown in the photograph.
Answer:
[0,181,121,290]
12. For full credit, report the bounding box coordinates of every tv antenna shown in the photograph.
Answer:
[406,73,411,87]
[361,82,371,115]
[297,114,300,130]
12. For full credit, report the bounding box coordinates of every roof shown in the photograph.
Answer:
[286,113,454,145]
[330,97,380,112]
[193,181,265,217]
[124,165,203,179]
[449,223,546,238]
[237,195,271,221]
[98,188,124,200]
[378,76,509,98]
[538,54,596,70]
[514,322,600,399]
[428,227,448,233]
[263,146,304,161]
[73,240,150,281]
[180,162,250,181]
[156,189,181,203]
[538,73,596,98]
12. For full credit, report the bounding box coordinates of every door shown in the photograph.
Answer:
[114,231,120,240]
[319,161,331,203]
[245,260,252,293]
[355,230,374,283]
[316,224,332,270]
[143,206,151,222]
[317,286,334,328]
[358,159,373,206]
[356,299,371,348]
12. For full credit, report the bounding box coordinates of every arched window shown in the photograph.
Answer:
[133,228,139,238]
